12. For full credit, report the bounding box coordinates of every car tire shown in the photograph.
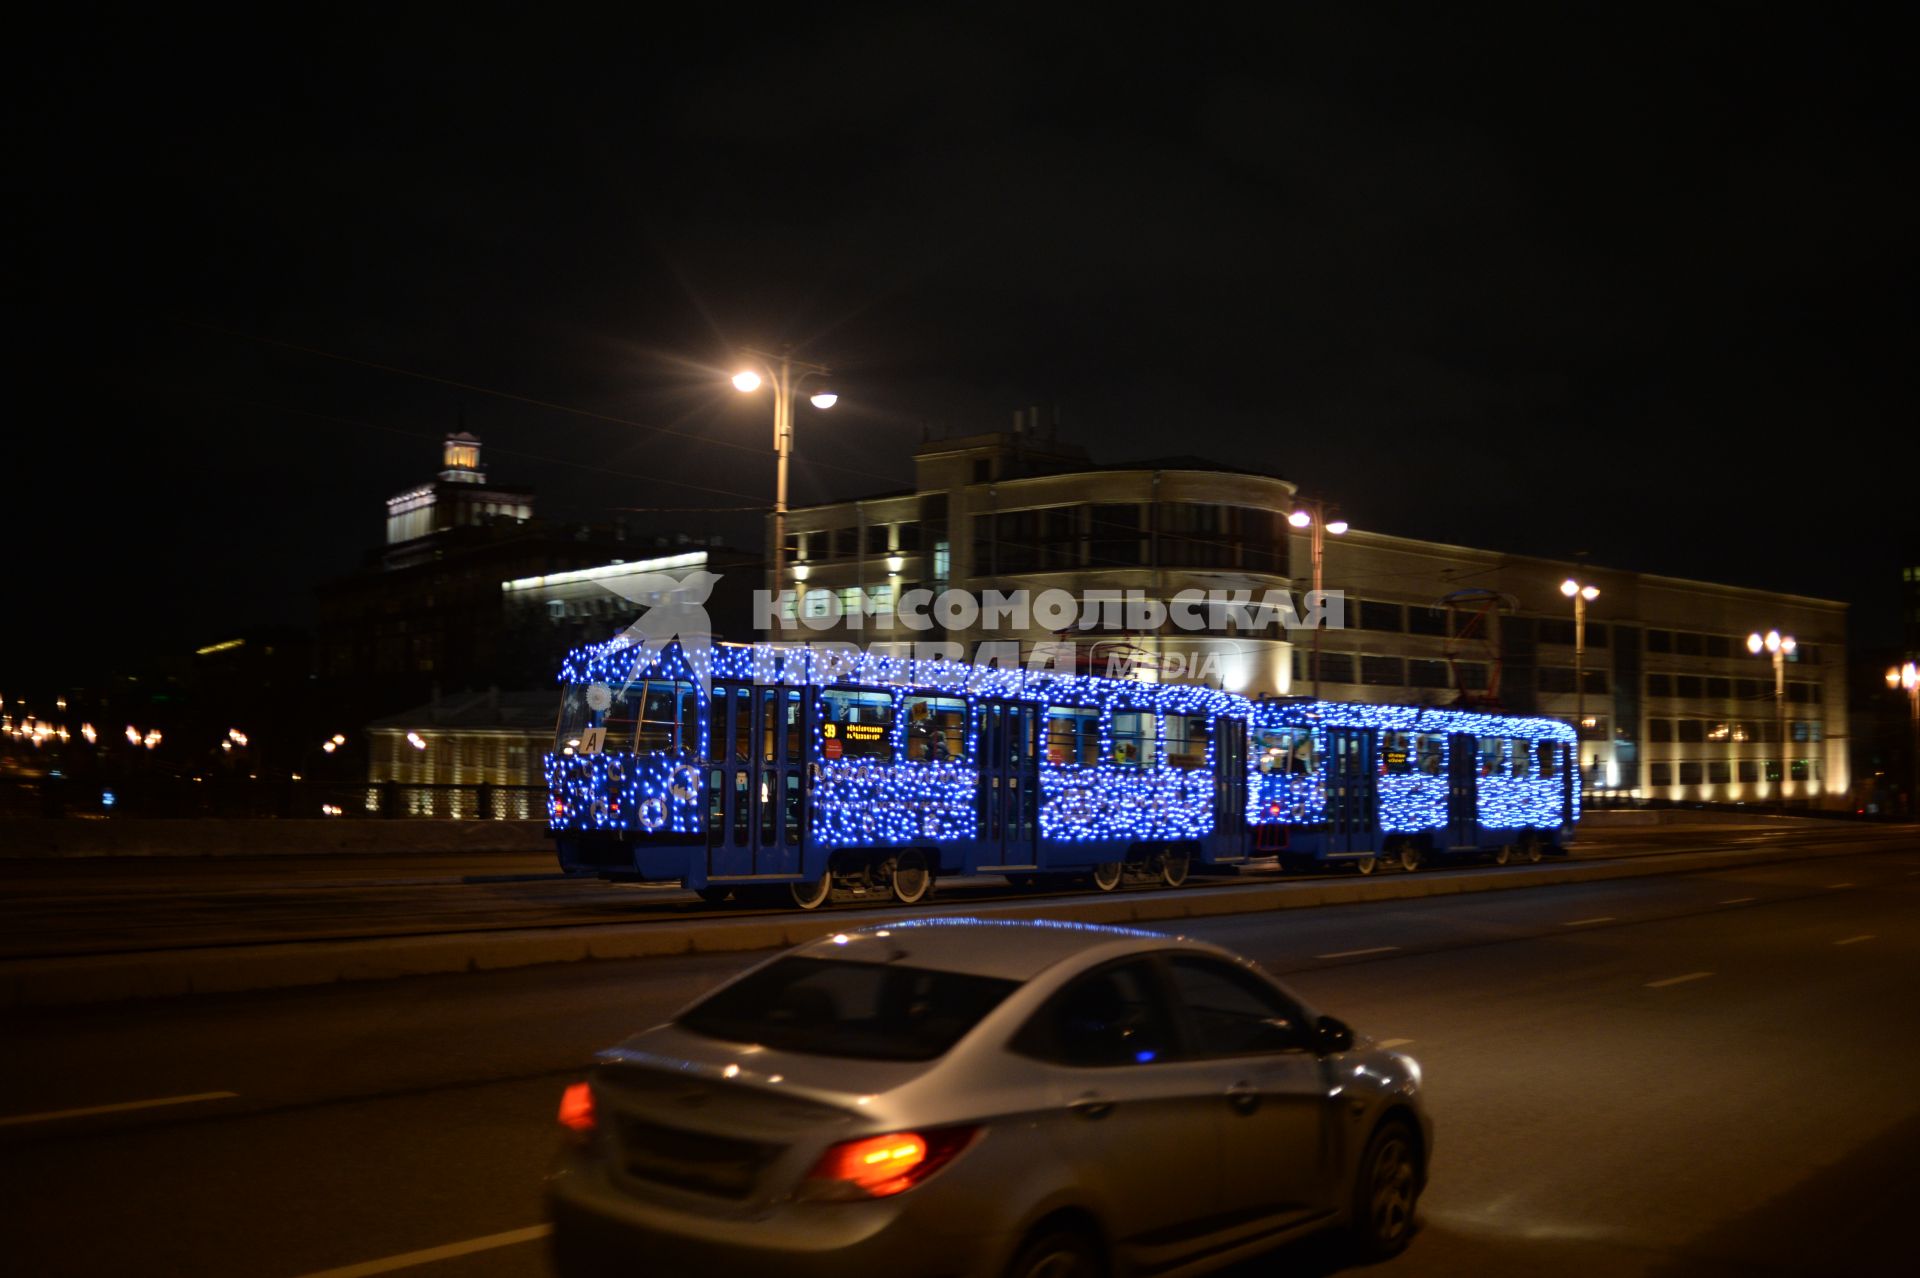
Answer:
[1349,1118,1421,1261]
[1091,861,1124,892]
[1005,1225,1104,1278]
[889,849,933,904]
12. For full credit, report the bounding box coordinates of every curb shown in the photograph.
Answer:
[0,839,1873,1009]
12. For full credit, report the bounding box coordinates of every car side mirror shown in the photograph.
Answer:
[1314,1016,1354,1054]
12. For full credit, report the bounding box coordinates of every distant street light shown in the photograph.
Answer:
[1888,661,1919,816]
[731,349,836,615]
[1561,579,1601,784]
[1289,498,1347,698]
[1748,629,1796,797]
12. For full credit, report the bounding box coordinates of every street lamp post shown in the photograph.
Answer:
[1887,661,1919,817]
[1288,500,1348,698]
[732,349,836,621]
[1747,629,1796,798]
[1560,578,1600,787]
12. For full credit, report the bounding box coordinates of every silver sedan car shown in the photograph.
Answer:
[548,918,1429,1278]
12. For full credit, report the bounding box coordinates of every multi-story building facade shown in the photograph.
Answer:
[772,429,1849,808]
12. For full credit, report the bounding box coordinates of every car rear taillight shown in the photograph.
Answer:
[803,1126,979,1199]
[557,1082,596,1138]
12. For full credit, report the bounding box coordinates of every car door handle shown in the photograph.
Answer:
[1226,1082,1261,1114]
[1068,1093,1114,1120]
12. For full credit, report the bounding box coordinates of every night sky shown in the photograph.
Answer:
[9,8,1914,684]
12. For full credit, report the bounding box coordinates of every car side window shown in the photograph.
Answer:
[1164,957,1307,1057]
[1015,959,1179,1067]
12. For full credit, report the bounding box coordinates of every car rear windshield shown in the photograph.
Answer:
[678,956,1020,1062]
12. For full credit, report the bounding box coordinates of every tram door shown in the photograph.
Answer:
[1446,733,1479,848]
[1213,716,1249,855]
[706,682,808,878]
[976,701,1039,867]
[1324,727,1377,854]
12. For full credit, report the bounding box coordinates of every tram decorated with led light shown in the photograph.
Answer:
[545,639,1579,907]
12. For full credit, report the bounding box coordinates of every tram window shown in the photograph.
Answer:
[785,689,804,761]
[1510,739,1530,777]
[732,688,753,761]
[708,769,723,830]
[1539,741,1558,778]
[600,683,641,752]
[819,689,895,763]
[636,681,688,754]
[1288,730,1316,775]
[1417,734,1444,775]
[679,686,702,756]
[1046,706,1099,766]
[555,684,590,752]
[785,773,802,845]
[761,688,778,763]
[1382,731,1413,775]
[903,695,967,762]
[1255,730,1286,774]
[1110,711,1152,767]
[1479,737,1503,775]
[732,770,749,842]
[1164,715,1209,770]
[761,772,777,841]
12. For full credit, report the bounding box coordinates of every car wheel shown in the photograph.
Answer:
[1091,861,1124,892]
[1352,855,1377,876]
[1160,845,1191,887]
[1005,1226,1103,1278]
[789,870,833,910]
[889,849,933,904]
[1350,1118,1420,1260]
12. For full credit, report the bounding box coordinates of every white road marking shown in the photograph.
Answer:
[1835,935,1876,946]
[1376,1037,1414,1048]
[0,1090,239,1128]
[1828,882,1855,889]
[1315,946,1400,959]
[1645,972,1715,989]
[1563,917,1614,927]
[290,1225,552,1278]
[1719,897,1756,905]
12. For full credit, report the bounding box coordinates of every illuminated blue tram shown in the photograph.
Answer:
[544,639,1579,907]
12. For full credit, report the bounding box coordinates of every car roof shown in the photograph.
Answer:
[788,917,1193,983]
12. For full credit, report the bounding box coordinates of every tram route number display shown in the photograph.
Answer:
[821,721,885,761]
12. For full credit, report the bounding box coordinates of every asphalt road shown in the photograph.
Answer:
[2,830,1916,1276]
[0,820,1885,960]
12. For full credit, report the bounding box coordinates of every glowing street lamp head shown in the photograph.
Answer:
[1747,633,1764,654]
[1581,585,1599,601]
[1780,635,1796,655]
[1325,519,1349,536]
[731,370,762,393]
[1765,629,1782,653]
[809,391,838,410]
[1560,579,1579,597]
[1288,510,1312,529]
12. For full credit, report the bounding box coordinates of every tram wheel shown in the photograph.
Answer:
[1397,842,1424,873]
[1091,861,1125,892]
[694,886,732,905]
[1352,855,1378,876]
[1522,832,1543,864]
[889,849,933,904]
[1492,844,1513,867]
[1160,845,1191,888]
[789,870,833,910]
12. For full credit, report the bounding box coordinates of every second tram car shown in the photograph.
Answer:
[545,638,1579,907]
